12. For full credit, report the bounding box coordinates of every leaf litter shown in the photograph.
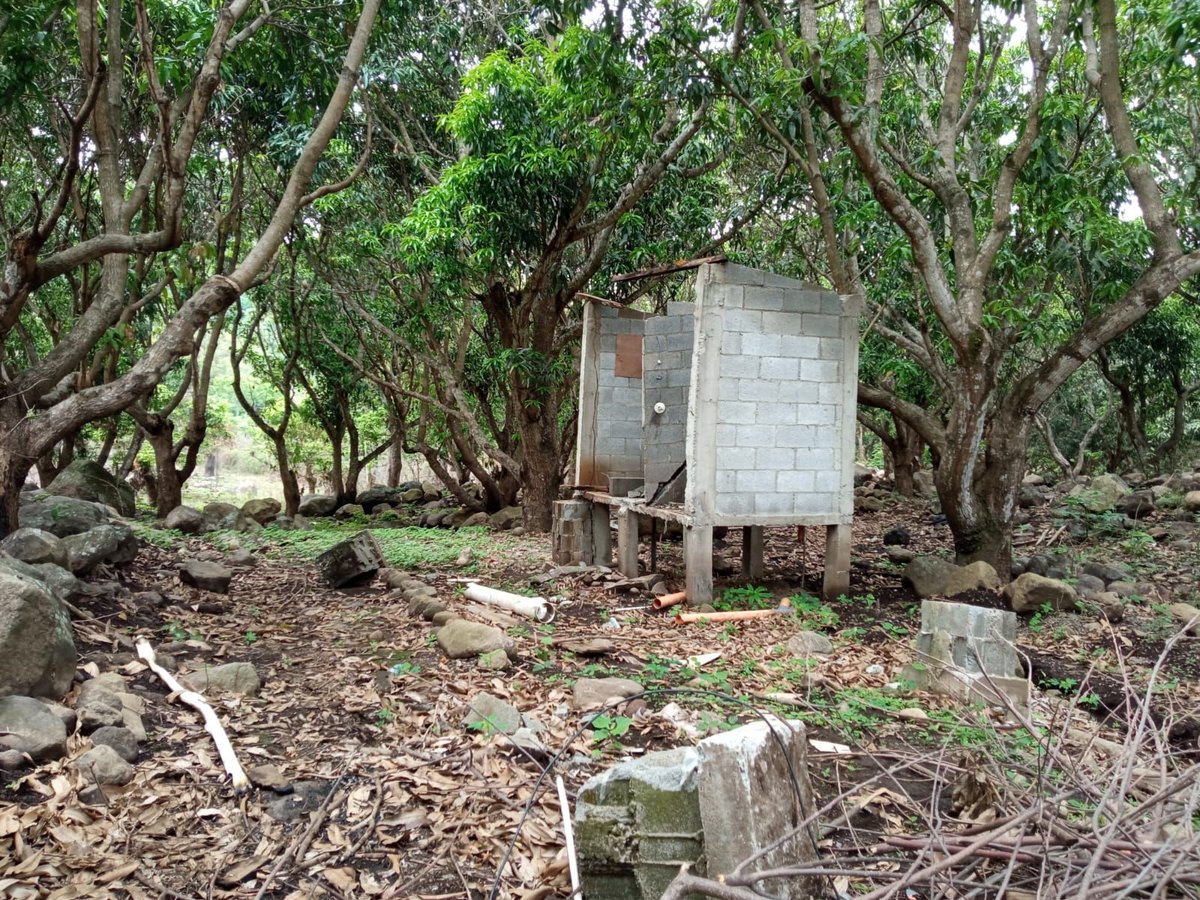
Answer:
[4,492,1199,898]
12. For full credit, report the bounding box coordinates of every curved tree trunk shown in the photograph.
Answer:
[934,407,1030,578]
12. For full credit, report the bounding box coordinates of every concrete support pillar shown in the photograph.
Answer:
[822,523,851,601]
[685,525,714,606]
[741,526,764,580]
[590,504,612,568]
[616,508,639,576]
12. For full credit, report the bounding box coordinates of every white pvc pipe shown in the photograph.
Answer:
[557,775,582,898]
[463,583,554,622]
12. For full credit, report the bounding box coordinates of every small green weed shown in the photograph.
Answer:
[590,714,632,746]
[243,630,258,646]
[715,584,774,611]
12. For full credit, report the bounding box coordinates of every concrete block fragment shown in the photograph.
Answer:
[721,332,742,355]
[694,719,819,898]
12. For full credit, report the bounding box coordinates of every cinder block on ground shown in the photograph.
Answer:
[903,600,1027,708]
[575,719,821,900]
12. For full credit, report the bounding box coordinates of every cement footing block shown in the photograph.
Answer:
[575,719,821,899]
[903,600,1028,709]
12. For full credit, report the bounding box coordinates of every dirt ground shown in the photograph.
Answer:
[3,487,1199,899]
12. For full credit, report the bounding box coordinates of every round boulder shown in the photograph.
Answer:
[241,498,281,525]
[0,527,68,568]
[0,696,69,761]
[164,505,205,534]
[18,494,106,537]
[298,494,338,517]
[0,567,76,698]
[45,459,134,515]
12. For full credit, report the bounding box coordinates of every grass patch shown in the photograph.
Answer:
[257,520,499,568]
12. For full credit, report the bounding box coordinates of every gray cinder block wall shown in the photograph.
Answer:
[576,304,648,488]
[643,302,695,501]
[686,262,861,525]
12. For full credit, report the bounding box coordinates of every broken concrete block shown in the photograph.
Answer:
[902,600,1027,708]
[315,530,385,587]
[575,719,819,899]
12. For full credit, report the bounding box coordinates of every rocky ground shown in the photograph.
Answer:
[2,466,1200,898]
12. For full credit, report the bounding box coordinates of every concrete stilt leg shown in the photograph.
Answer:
[590,503,612,567]
[616,508,639,577]
[685,525,714,606]
[822,523,851,601]
[741,526,764,580]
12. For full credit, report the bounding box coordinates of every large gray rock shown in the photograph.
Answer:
[18,494,106,537]
[0,568,76,698]
[0,557,81,601]
[334,503,365,519]
[62,523,137,573]
[89,726,139,762]
[164,505,204,534]
[573,677,644,709]
[1183,491,1200,513]
[241,498,281,525]
[46,459,134,515]
[201,501,238,531]
[299,494,338,517]
[902,556,1000,598]
[436,619,510,659]
[184,662,261,696]
[786,630,833,657]
[1068,473,1131,513]
[316,530,385,587]
[462,692,522,734]
[0,528,68,568]
[576,720,818,900]
[1115,491,1156,520]
[73,744,133,785]
[1003,573,1078,613]
[0,696,69,761]
[487,506,524,530]
[357,486,400,511]
[179,559,233,593]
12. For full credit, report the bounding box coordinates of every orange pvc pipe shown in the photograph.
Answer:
[652,591,688,610]
[674,608,784,624]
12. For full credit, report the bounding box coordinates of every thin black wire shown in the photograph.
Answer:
[486,686,815,900]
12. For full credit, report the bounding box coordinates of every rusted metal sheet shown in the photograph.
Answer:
[614,333,643,378]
